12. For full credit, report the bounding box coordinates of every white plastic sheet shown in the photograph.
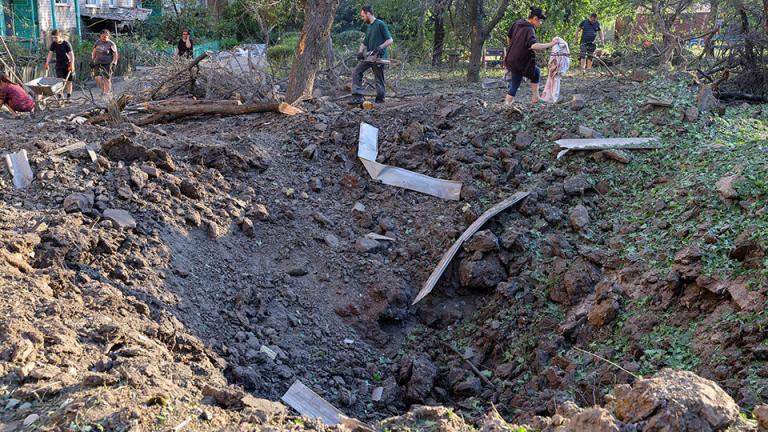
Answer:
[358,123,462,201]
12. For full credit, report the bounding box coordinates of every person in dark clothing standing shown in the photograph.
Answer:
[350,5,393,105]
[44,30,75,100]
[176,30,194,58]
[576,13,604,69]
[504,7,557,105]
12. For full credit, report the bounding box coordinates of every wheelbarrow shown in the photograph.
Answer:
[25,71,71,109]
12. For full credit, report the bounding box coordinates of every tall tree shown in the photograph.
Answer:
[465,0,511,82]
[286,0,341,103]
[432,0,448,66]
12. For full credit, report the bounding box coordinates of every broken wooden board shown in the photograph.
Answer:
[555,137,660,159]
[4,150,34,189]
[281,380,344,425]
[358,123,462,200]
[412,191,530,305]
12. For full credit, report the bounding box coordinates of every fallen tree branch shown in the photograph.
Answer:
[149,52,210,101]
[133,101,302,125]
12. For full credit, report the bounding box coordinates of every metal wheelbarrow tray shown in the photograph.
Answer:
[25,77,66,97]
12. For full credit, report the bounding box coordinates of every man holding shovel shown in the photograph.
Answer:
[44,30,75,101]
[350,5,393,105]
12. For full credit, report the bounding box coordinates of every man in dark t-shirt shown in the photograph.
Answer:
[576,13,604,70]
[44,30,75,100]
[176,30,194,58]
[350,5,393,105]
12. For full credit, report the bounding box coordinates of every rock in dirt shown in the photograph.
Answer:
[464,230,499,253]
[716,174,742,200]
[571,94,587,111]
[730,230,765,269]
[146,148,176,172]
[601,149,632,164]
[683,106,699,122]
[202,385,253,410]
[242,397,288,424]
[129,165,149,189]
[614,369,739,431]
[697,84,723,114]
[23,413,40,426]
[514,130,534,150]
[578,126,597,138]
[103,209,136,229]
[459,255,506,290]
[355,238,381,254]
[102,136,147,162]
[401,122,425,144]
[206,220,225,239]
[567,407,621,432]
[726,278,764,312]
[551,257,601,305]
[569,205,590,232]
[631,69,650,82]
[563,174,594,195]
[63,191,94,213]
[180,179,204,200]
[302,144,317,160]
[241,218,256,238]
[753,405,768,430]
[323,233,340,249]
[400,354,437,403]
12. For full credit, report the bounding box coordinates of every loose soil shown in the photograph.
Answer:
[1,68,766,431]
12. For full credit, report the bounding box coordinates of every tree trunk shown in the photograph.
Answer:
[466,0,483,82]
[432,0,446,66]
[709,0,719,28]
[764,0,768,34]
[467,30,486,82]
[465,0,510,82]
[326,36,339,88]
[286,0,341,103]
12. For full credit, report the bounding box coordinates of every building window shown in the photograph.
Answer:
[86,0,99,7]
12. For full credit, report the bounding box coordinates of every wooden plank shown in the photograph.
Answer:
[281,380,343,425]
[412,191,530,305]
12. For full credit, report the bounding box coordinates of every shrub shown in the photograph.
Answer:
[334,30,364,50]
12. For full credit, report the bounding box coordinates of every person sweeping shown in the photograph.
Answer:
[503,7,558,106]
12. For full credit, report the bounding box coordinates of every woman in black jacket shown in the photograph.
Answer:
[504,7,557,105]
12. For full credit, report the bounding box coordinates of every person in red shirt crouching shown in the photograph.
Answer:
[0,74,35,118]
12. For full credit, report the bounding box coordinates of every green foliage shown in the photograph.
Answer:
[220,37,239,50]
[335,30,365,50]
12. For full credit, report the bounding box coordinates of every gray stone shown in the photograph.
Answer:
[601,149,632,164]
[355,238,381,253]
[464,229,499,253]
[563,174,594,195]
[23,413,39,426]
[324,233,340,249]
[180,179,203,200]
[569,205,590,231]
[63,191,94,213]
[5,398,20,410]
[103,209,136,229]
[241,218,256,238]
[302,144,317,160]
[129,165,149,189]
[571,94,587,111]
